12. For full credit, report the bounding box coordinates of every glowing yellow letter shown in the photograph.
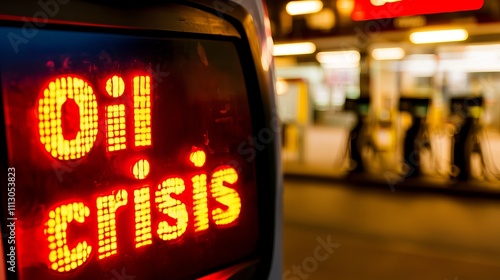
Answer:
[44,202,91,272]
[96,189,128,259]
[133,75,152,147]
[38,76,98,160]
[134,187,152,248]
[155,178,188,240]
[211,166,241,225]
[190,150,209,232]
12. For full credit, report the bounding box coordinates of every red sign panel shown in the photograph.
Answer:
[352,0,484,21]
[1,27,260,280]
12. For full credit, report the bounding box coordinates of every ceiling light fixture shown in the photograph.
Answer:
[410,29,468,44]
[286,1,324,16]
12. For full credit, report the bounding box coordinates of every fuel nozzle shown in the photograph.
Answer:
[450,96,483,181]
[399,98,430,178]
[344,97,370,173]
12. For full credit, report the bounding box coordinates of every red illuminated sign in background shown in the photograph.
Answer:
[352,0,485,21]
[1,28,260,280]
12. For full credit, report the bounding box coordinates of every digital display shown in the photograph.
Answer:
[352,0,484,21]
[358,104,370,116]
[399,98,429,118]
[450,97,483,115]
[344,98,370,116]
[0,27,260,279]
[414,105,428,118]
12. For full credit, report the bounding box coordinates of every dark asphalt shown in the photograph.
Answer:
[282,177,500,280]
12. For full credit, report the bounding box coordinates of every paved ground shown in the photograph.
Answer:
[282,178,500,280]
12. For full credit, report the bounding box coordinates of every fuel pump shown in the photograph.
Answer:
[450,96,483,181]
[344,97,371,173]
[399,98,430,178]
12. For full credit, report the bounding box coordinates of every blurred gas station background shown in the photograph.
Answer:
[267,1,500,279]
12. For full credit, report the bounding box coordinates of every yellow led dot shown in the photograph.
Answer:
[133,75,152,148]
[48,218,57,227]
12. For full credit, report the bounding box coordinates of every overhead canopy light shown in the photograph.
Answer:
[273,42,316,56]
[371,47,405,60]
[410,29,468,44]
[286,1,324,16]
[316,50,360,68]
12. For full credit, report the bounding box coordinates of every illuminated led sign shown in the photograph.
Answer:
[1,27,260,280]
[44,148,241,272]
[352,0,484,21]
